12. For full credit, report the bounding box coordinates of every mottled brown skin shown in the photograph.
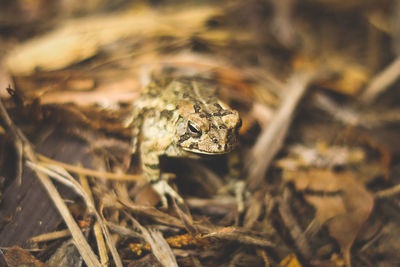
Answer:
[131,77,241,205]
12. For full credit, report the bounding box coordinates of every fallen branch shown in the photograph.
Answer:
[246,70,316,190]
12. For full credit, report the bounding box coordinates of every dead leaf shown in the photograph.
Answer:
[5,246,48,267]
[282,169,374,264]
[5,6,221,75]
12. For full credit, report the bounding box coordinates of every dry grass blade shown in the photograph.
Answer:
[37,154,142,181]
[258,249,270,267]
[128,215,179,267]
[361,56,400,104]
[25,166,102,267]
[79,171,109,266]
[375,184,400,198]
[29,230,71,243]
[246,70,316,190]
[27,161,123,267]
[313,93,360,126]
[204,227,274,247]
[0,98,102,267]
[107,222,142,239]
[119,198,185,229]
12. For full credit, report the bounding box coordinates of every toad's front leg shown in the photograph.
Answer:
[140,139,183,207]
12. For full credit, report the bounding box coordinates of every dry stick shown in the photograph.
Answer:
[361,56,400,104]
[313,92,360,126]
[0,99,103,267]
[374,183,400,199]
[257,249,270,267]
[106,222,142,239]
[204,227,274,247]
[79,170,109,266]
[30,229,71,243]
[14,139,23,185]
[126,212,179,267]
[38,154,141,181]
[246,70,316,190]
[19,170,101,259]
[28,162,123,267]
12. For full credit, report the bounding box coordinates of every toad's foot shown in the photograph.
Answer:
[152,178,184,208]
[218,179,246,213]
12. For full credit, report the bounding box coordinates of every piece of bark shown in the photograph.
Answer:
[0,131,91,247]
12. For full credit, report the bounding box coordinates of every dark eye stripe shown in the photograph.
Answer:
[178,133,191,144]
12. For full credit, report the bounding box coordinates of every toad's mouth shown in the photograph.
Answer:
[180,143,237,155]
[182,148,228,155]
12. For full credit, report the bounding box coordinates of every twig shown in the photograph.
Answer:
[361,56,400,104]
[30,229,71,243]
[119,198,186,229]
[270,0,296,48]
[246,70,316,190]
[257,249,270,267]
[313,92,360,126]
[79,170,109,266]
[14,139,23,185]
[38,154,141,181]
[107,222,142,238]
[375,183,400,199]
[203,227,274,247]
[126,212,179,267]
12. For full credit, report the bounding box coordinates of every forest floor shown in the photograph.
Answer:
[0,1,399,266]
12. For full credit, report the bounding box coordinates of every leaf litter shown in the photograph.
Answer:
[0,1,400,266]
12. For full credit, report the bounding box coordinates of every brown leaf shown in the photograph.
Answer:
[5,6,220,75]
[283,169,374,262]
[5,246,48,267]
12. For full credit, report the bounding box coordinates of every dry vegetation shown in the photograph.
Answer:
[0,0,399,266]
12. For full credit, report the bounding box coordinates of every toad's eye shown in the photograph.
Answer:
[188,121,202,137]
